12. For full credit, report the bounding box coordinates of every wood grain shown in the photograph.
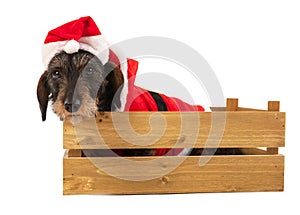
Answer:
[63,154,284,195]
[63,112,285,149]
[268,101,280,111]
[63,99,285,195]
[226,98,239,111]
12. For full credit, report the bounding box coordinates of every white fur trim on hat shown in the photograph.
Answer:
[42,35,109,68]
[64,39,80,54]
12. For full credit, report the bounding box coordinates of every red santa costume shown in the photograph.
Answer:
[109,50,205,156]
[42,16,204,156]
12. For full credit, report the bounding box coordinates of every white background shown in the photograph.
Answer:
[1,0,299,214]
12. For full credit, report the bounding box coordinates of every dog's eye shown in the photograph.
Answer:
[52,70,61,79]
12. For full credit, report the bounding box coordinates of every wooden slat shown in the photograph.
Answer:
[237,107,266,112]
[210,107,266,112]
[267,101,280,153]
[268,101,280,111]
[226,98,238,111]
[267,148,279,154]
[63,112,285,149]
[68,149,82,157]
[63,155,284,195]
[240,148,270,155]
[210,107,226,111]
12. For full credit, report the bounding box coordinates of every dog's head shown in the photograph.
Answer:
[37,50,124,122]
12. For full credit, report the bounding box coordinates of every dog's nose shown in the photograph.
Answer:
[64,98,81,113]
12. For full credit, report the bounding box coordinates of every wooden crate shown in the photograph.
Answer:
[63,98,285,195]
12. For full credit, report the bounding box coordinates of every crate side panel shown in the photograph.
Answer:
[63,155,284,195]
[63,112,285,149]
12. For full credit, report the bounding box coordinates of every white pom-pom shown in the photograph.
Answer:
[64,39,80,54]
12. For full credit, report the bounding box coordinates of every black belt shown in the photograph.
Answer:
[148,91,168,111]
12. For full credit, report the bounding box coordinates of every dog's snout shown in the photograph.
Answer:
[64,98,81,113]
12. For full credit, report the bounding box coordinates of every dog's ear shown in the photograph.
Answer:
[104,62,124,109]
[37,71,50,121]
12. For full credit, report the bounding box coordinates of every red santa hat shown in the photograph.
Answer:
[41,16,129,112]
[42,16,110,67]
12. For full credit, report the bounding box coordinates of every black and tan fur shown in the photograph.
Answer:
[37,50,123,123]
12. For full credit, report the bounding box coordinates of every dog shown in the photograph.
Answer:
[37,16,241,157]
[37,48,197,156]
[37,49,243,156]
[37,49,124,123]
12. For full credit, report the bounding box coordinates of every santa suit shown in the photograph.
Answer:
[121,58,204,156]
[124,58,204,112]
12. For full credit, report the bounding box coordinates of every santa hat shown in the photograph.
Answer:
[42,16,110,68]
